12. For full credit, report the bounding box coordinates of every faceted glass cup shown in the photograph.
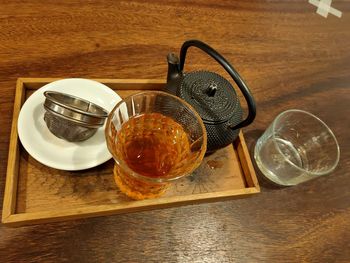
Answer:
[254,109,340,186]
[105,91,207,199]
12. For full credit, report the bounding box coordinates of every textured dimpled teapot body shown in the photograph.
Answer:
[165,40,256,153]
[176,71,243,152]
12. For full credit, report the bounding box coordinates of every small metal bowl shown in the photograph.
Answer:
[43,91,109,142]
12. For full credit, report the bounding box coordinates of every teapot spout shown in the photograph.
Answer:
[167,53,181,83]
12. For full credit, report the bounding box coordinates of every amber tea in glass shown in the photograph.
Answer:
[105,91,207,200]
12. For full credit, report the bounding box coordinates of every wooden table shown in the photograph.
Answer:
[1,1,349,262]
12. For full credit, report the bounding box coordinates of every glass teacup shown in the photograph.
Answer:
[254,109,340,186]
[105,91,207,200]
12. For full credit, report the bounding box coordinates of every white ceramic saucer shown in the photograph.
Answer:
[18,78,121,171]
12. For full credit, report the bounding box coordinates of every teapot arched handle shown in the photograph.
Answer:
[179,40,256,130]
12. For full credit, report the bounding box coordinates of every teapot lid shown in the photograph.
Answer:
[177,71,240,124]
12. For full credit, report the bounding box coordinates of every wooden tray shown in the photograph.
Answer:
[2,78,260,227]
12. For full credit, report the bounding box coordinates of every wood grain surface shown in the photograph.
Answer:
[4,78,256,225]
[2,79,257,227]
[0,0,349,262]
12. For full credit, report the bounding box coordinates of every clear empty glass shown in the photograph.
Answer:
[254,109,340,186]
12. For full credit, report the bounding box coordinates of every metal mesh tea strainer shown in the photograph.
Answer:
[43,91,108,142]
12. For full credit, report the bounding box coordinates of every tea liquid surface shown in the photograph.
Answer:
[116,113,190,178]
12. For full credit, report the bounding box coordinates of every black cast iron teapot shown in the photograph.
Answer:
[165,40,256,153]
